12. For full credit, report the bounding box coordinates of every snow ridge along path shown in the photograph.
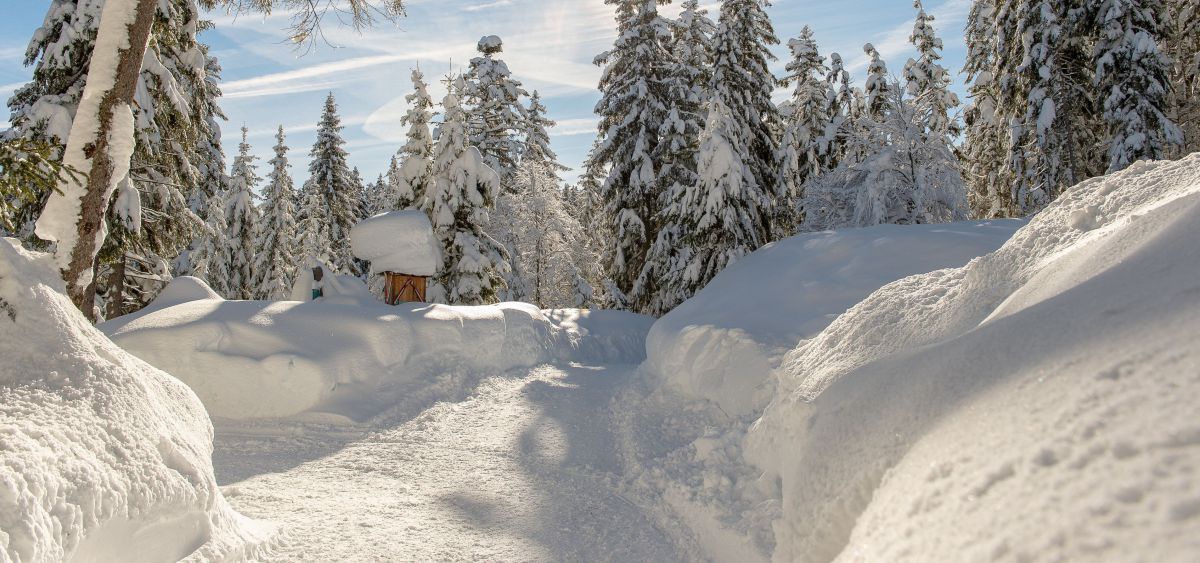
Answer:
[215,363,699,562]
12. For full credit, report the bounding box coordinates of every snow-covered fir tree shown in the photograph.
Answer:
[904,0,961,138]
[190,187,233,297]
[1166,0,1200,152]
[962,0,1015,218]
[821,52,856,169]
[708,0,780,239]
[223,126,262,300]
[863,43,894,122]
[776,26,833,234]
[1086,0,1182,171]
[666,99,770,303]
[424,78,507,305]
[256,126,299,299]
[389,68,435,210]
[7,0,223,312]
[463,36,529,184]
[365,174,390,217]
[632,1,717,313]
[588,0,674,312]
[1166,0,1200,153]
[302,93,359,274]
[669,0,716,110]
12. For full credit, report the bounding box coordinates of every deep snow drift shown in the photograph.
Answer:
[637,155,1200,562]
[0,240,272,562]
[645,220,1023,417]
[100,287,652,421]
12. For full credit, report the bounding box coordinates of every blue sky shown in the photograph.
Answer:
[0,0,972,186]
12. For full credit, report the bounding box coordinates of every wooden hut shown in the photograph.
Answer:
[350,210,440,304]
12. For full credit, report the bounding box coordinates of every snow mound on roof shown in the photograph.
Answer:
[0,239,274,562]
[101,296,652,421]
[144,275,223,311]
[645,220,1023,416]
[351,210,440,276]
[747,155,1200,562]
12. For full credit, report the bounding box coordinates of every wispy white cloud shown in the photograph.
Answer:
[844,0,971,75]
[552,117,598,137]
[464,0,513,12]
[0,47,26,62]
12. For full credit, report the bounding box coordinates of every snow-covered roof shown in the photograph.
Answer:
[350,210,440,276]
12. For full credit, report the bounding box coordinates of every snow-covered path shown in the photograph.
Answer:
[212,363,693,561]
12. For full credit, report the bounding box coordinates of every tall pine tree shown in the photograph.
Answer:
[223,126,262,300]
[256,126,299,299]
[390,68,435,210]
[588,0,673,311]
[709,0,780,238]
[1086,0,1182,171]
[424,78,507,305]
[302,93,358,274]
[777,26,833,233]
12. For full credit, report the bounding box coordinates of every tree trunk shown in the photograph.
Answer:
[38,0,156,321]
[105,253,127,319]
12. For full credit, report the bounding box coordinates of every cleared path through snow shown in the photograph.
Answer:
[213,364,691,561]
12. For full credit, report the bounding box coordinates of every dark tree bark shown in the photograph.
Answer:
[60,0,157,320]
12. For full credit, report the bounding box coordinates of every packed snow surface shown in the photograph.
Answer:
[646,219,1023,416]
[101,293,652,421]
[0,239,272,562]
[734,155,1200,561]
[350,210,440,276]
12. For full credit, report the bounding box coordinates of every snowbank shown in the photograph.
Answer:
[101,296,653,421]
[645,220,1023,416]
[0,239,273,562]
[746,155,1200,561]
[350,210,440,276]
[142,275,222,311]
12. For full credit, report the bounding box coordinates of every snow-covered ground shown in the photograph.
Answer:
[0,240,273,562]
[213,364,698,561]
[6,155,1199,562]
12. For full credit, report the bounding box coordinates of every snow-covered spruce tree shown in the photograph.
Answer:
[904,0,961,138]
[1085,0,1182,171]
[423,79,507,305]
[297,186,331,267]
[365,174,389,217]
[1166,0,1200,153]
[464,36,529,184]
[708,0,780,239]
[302,93,359,274]
[31,0,159,316]
[776,26,834,234]
[667,99,771,302]
[10,0,224,315]
[222,126,262,300]
[990,0,1102,215]
[962,0,1016,218]
[669,0,717,110]
[189,186,232,297]
[863,43,894,122]
[573,164,613,308]
[821,52,856,170]
[588,0,674,312]
[389,68,435,210]
[256,126,299,299]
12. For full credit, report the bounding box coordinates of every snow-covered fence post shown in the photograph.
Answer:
[34,0,157,320]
